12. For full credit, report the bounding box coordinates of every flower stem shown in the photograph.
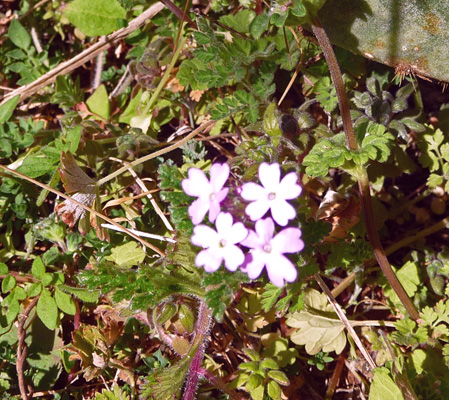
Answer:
[183,300,213,400]
[311,16,419,320]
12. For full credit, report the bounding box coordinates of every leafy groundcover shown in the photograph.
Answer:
[1,0,449,399]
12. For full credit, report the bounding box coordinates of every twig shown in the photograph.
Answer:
[311,16,419,320]
[17,296,39,400]
[331,214,449,298]
[97,120,215,186]
[315,274,376,370]
[0,2,165,105]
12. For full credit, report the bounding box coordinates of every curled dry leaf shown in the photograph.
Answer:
[55,152,104,237]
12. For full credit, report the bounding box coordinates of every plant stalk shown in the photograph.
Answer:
[311,16,419,320]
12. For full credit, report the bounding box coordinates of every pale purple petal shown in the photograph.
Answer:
[189,199,211,225]
[241,182,266,201]
[196,250,222,272]
[245,199,270,221]
[266,255,297,287]
[223,245,245,271]
[215,212,233,233]
[215,188,229,203]
[182,168,210,197]
[278,172,302,199]
[270,200,296,226]
[228,222,249,244]
[191,225,218,248]
[208,200,222,223]
[241,251,265,279]
[271,227,304,253]
[255,217,275,243]
[259,163,281,191]
[241,229,262,248]
[210,163,230,192]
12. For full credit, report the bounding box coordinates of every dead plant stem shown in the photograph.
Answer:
[311,16,419,320]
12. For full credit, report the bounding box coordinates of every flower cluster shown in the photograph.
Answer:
[182,162,304,287]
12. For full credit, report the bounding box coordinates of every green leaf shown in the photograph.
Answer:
[32,257,46,279]
[28,281,43,297]
[54,287,76,315]
[37,289,59,330]
[250,13,270,39]
[0,95,20,124]
[267,380,282,400]
[2,275,16,293]
[219,9,255,34]
[57,284,100,303]
[0,263,8,275]
[261,284,283,313]
[286,288,346,355]
[64,0,126,36]
[86,84,110,120]
[17,156,58,178]
[267,370,289,386]
[369,368,404,400]
[260,358,279,370]
[9,19,31,49]
[105,241,145,268]
[427,173,444,188]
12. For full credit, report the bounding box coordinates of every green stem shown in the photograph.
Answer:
[311,16,419,320]
[142,35,187,116]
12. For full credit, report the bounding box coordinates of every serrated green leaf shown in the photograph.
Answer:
[64,0,126,36]
[260,284,283,313]
[286,288,346,355]
[32,256,46,279]
[37,289,58,330]
[105,241,145,268]
[57,284,100,303]
[9,19,31,49]
[250,13,270,39]
[427,173,444,188]
[16,156,58,178]
[369,368,404,400]
[55,287,76,315]
[219,9,255,34]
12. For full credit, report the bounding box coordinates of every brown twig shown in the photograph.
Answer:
[315,274,376,370]
[311,16,419,320]
[17,296,39,400]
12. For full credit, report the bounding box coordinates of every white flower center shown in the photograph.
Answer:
[210,192,216,200]
[263,244,272,253]
[219,239,227,248]
[268,192,276,200]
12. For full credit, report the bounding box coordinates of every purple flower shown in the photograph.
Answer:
[191,212,248,273]
[241,217,304,287]
[182,163,230,225]
[241,163,302,226]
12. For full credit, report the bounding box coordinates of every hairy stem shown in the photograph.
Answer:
[311,17,419,320]
[183,300,213,400]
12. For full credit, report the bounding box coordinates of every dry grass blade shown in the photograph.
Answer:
[314,274,377,370]
[0,164,166,257]
[0,2,165,106]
